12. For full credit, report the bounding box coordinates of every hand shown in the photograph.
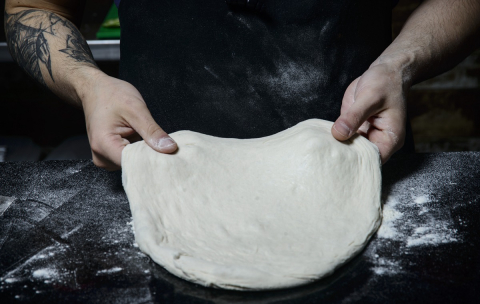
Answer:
[331,61,408,164]
[81,73,177,171]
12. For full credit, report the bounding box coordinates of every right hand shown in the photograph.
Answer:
[81,73,177,171]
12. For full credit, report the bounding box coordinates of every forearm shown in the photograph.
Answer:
[373,0,480,86]
[4,6,104,106]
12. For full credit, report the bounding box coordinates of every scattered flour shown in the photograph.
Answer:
[96,267,123,275]
[377,198,402,239]
[249,59,322,103]
[376,193,458,250]
[128,220,135,233]
[366,158,462,278]
[343,156,467,303]
[365,189,459,278]
[128,220,139,247]
[61,224,83,239]
[414,195,429,204]
[371,258,402,276]
[0,242,67,285]
[32,268,57,279]
[0,196,15,216]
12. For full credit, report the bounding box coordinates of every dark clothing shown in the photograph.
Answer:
[118,0,414,153]
[115,0,401,9]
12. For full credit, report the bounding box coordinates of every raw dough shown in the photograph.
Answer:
[122,119,382,290]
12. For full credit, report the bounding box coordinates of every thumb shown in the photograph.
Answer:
[128,106,178,153]
[331,93,381,141]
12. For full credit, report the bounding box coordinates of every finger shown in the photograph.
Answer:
[357,120,371,137]
[90,133,129,170]
[363,124,405,164]
[331,87,384,141]
[126,104,178,153]
[92,151,120,171]
[362,113,406,163]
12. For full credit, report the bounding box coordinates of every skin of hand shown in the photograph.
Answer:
[5,0,178,171]
[332,61,407,164]
[81,71,178,171]
[332,0,480,163]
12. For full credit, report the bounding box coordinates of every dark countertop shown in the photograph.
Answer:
[0,153,479,303]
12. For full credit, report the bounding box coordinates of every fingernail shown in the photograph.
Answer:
[155,137,176,150]
[333,122,351,138]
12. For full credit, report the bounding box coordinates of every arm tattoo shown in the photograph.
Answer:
[4,9,97,88]
[60,34,95,64]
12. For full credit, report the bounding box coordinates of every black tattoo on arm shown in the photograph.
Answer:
[59,33,96,64]
[4,9,97,88]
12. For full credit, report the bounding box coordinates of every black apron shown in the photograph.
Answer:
[118,0,414,153]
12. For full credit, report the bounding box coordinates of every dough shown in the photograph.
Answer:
[122,119,382,290]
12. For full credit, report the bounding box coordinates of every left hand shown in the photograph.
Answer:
[331,61,408,164]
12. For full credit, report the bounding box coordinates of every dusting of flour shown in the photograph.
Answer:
[343,155,467,303]
[378,194,458,248]
[365,158,462,278]
[367,188,459,277]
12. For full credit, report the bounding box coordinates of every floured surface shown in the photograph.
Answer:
[0,154,478,302]
[342,154,477,303]
[122,119,382,290]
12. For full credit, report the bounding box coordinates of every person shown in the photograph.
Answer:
[4,0,480,171]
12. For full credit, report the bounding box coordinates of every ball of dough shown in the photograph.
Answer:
[122,119,382,290]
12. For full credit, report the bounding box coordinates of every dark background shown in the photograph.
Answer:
[0,0,479,159]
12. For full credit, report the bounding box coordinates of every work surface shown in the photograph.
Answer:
[0,153,479,303]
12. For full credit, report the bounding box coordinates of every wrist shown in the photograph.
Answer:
[370,51,418,89]
[73,67,109,109]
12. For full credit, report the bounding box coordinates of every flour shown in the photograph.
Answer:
[0,195,15,216]
[96,267,123,275]
[250,61,322,103]
[342,155,467,303]
[376,193,458,250]
[61,224,83,238]
[371,258,402,276]
[366,190,459,277]
[414,195,429,204]
[0,242,67,285]
[377,198,402,240]
[366,157,461,277]
[32,268,57,279]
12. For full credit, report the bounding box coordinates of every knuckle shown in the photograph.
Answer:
[89,138,102,154]
[386,130,405,156]
[92,155,118,171]
[92,157,107,169]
